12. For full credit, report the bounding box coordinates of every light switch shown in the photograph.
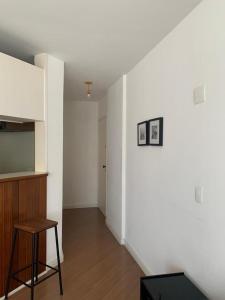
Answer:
[195,186,204,204]
[193,85,206,104]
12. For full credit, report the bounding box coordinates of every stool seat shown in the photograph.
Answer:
[14,219,58,234]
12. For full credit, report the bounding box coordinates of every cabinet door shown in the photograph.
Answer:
[0,182,19,297]
[18,176,47,283]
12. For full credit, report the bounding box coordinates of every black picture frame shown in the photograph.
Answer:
[137,121,148,146]
[147,117,163,146]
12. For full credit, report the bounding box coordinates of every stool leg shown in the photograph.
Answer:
[31,234,36,300]
[54,226,63,295]
[35,233,39,282]
[5,229,18,299]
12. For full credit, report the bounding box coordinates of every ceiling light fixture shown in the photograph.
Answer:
[85,81,93,98]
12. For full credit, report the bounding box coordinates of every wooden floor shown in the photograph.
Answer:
[9,208,143,299]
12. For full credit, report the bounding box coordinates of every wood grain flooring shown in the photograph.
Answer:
[7,208,143,300]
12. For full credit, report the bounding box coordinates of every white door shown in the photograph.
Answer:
[98,117,106,215]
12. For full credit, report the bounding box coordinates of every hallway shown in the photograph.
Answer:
[8,208,143,300]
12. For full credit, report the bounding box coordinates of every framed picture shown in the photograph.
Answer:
[148,117,163,146]
[137,121,148,146]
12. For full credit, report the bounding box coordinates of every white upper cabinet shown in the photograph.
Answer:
[0,52,44,121]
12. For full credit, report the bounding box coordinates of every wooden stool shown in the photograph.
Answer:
[4,219,63,300]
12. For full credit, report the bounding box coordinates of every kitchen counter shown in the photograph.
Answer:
[0,171,48,183]
[0,171,47,296]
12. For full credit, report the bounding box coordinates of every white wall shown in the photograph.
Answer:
[0,132,35,173]
[98,97,107,120]
[98,97,107,215]
[106,77,126,244]
[123,0,225,299]
[35,54,64,265]
[0,52,44,121]
[64,101,98,208]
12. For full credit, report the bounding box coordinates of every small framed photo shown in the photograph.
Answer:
[137,121,148,146]
[148,117,163,146]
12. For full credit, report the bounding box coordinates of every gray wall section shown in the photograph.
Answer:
[0,131,35,173]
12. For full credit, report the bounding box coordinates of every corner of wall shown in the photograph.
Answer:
[106,218,125,245]
[124,239,152,276]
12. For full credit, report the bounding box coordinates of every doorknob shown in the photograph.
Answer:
[102,165,106,169]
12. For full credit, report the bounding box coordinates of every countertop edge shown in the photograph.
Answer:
[0,172,48,183]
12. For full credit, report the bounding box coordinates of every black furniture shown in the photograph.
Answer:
[141,272,208,300]
[5,219,63,300]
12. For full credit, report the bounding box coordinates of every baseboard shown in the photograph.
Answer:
[105,223,152,275]
[98,206,106,216]
[124,239,152,276]
[63,203,98,209]
[47,251,64,267]
[106,219,125,245]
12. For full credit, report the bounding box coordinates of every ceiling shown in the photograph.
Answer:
[0,0,202,101]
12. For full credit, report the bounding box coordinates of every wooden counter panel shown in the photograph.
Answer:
[0,175,47,297]
[0,181,19,295]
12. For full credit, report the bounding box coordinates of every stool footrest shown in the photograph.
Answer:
[13,263,33,276]
[12,261,60,288]
[32,270,59,287]
[12,276,32,288]
[38,261,58,272]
